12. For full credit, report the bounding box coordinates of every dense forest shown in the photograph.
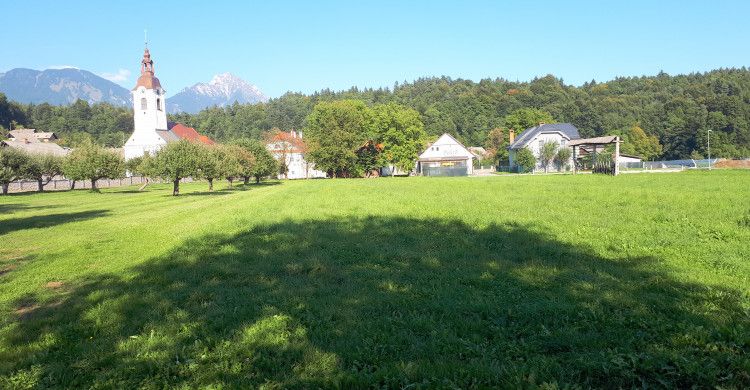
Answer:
[2,68,750,159]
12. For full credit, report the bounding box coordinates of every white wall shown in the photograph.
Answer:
[271,150,326,179]
[124,86,169,160]
[510,131,574,172]
[418,134,474,174]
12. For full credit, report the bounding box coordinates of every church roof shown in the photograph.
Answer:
[167,122,215,145]
[132,48,163,91]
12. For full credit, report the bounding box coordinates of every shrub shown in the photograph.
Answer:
[515,148,536,173]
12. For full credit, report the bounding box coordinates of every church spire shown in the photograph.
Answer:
[141,47,154,75]
[133,44,162,91]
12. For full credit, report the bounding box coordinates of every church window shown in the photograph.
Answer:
[141,98,147,110]
[157,98,162,111]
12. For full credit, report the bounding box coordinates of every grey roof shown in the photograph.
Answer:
[155,130,180,142]
[567,135,619,146]
[508,123,581,150]
[1,140,69,156]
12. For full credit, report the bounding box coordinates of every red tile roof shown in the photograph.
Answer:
[168,122,215,145]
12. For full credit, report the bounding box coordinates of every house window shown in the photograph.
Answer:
[436,147,440,151]
[538,139,543,148]
[157,98,162,111]
[141,98,147,110]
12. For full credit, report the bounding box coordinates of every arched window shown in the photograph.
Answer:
[141,98,147,110]
[156,98,162,111]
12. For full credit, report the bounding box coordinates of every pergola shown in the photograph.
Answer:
[568,135,621,176]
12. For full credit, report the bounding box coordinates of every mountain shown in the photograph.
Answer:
[167,73,267,114]
[0,68,131,106]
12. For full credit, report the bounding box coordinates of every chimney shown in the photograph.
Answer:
[290,130,296,138]
[538,122,545,126]
[509,129,515,144]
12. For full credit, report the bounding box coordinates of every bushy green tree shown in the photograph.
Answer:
[24,153,64,192]
[485,127,508,164]
[515,148,536,173]
[504,108,555,133]
[195,145,241,191]
[372,102,426,175]
[621,125,662,160]
[305,100,372,177]
[555,147,572,171]
[356,141,384,178]
[221,145,248,188]
[149,140,201,196]
[232,139,276,183]
[538,141,559,173]
[63,142,125,191]
[0,147,29,194]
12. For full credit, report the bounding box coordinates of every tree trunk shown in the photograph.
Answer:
[243,176,250,185]
[173,179,180,196]
[37,178,44,192]
[255,176,260,184]
[91,179,98,191]
[228,178,233,189]
[208,178,214,191]
[1,183,8,195]
[70,180,76,190]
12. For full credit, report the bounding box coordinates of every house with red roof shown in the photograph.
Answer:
[123,47,214,160]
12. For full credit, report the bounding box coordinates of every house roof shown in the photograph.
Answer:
[155,129,180,143]
[7,129,57,141]
[509,123,581,149]
[1,140,69,156]
[418,156,472,162]
[167,122,215,145]
[567,135,619,146]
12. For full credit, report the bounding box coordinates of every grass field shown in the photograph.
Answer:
[1,171,749,388]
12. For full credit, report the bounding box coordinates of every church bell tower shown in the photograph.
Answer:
[123,46,169,159]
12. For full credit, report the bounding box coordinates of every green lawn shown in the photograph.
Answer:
[1,171,749,388]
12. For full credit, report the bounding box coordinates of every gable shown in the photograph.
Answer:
[419,133,473,159]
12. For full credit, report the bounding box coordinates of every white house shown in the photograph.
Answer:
[618,154,642,164]
[416,133,474,176]
[508,123,580,172]
[266,130,326,179]
[123,47,213,160]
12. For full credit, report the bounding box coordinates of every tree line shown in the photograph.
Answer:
[0,139,277,196]
[3,68,750,159]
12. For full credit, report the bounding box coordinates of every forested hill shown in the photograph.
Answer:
[3,68,750,159]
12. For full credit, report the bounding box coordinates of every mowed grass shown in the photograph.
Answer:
[0,171,749,388]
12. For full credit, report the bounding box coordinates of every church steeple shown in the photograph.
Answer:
[133,46,162,91]
[141,48,154,75]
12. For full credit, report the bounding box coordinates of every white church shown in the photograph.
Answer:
[123,47,214,160]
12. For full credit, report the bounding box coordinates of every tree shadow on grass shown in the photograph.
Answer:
[0,210,110,236]
[0,204,58,214]
[1,217,747,388]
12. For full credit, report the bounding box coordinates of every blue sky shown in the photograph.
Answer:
[2,0,749,98]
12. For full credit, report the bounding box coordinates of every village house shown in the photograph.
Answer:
[508,123,580,172]
[416,133,474,176]
[123,47,214,160]
[265,130,326,179]
[1,128,68,156]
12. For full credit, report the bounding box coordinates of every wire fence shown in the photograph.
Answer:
[619,158,719,170]
[498,158,748,174]
[4,176,163,194]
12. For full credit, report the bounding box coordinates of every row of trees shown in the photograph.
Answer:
[5,68,749,160]
[0,139,277,195]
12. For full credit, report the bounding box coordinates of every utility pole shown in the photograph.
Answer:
[707,129,712,170]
